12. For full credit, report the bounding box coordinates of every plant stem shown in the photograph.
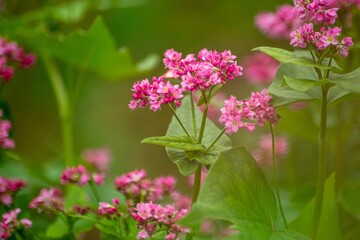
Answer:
[269,123,288,228]
[190,92,197,138]
[197,104,209,144]
[89,181,101,202]
[206,128,225,152]
[311,86,328,239]
[169,105,195,143]
[43,56,75,166]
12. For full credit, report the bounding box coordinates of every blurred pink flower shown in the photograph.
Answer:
[253,134,288,165]
[29,188,64,212]
[242,53,279,85]
[82,148,112,172]
[0,110,15,150]
[0,176,26,206]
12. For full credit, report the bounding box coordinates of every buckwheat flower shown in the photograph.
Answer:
[29,188,64,212]
[154,176,176,193]
[82,148,112,172]
[0,110,15,150]
[255,4,301,39]
[163,49,182,69]
[294,0,339,25]
[242,53,279,85]
[0,37,36,82]
[93,173,105,185]
[1,208,32,239]
[248,89,279,126]
[219,96,256,134]
[98,198,120,218]
[0,176,27,206]
[290,23,315,48]
[337,36,353,57]
[315,26,341,50]
[253,134,289,165]
[60,165,91,186]
[170,192,191,211]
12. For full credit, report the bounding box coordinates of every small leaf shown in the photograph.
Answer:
[166,96,231,176]
[142,136,205,152]
[253,47,337,70]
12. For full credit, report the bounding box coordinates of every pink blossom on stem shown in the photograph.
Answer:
[255,4,301,39]
[82,148,112,172]
[29,188,64,212]
[0,110,15,150]
[60,165,91,186]
[1,208,32,239]
[248,89,279,126]
[98,198,121,218]
[0,176,26,206]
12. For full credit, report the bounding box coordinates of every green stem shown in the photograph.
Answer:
[269,123,288,228]
[89,181,101,202]
[197,105,209,144]
[190,92,197,138]
[43,56,75,166]
[169,105,195,143]
[206,128,225,152]
[311,86,328,239]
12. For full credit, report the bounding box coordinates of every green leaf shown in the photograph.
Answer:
[329,68,360,94]
[269,63,353,106]
[142,136,205,152]
[46,217,68,238]
[135,53,160,72]
[283,76,327,92]
[17,17,140,80]
[64,185,88,209]
[197,85,223,106]
[72,213,97,234]
[181,147,310,240]
[253,47,336,70]
[289,174,341,240]
[166,96,231,176]
[95,218,123,238]
[339,180,360,215]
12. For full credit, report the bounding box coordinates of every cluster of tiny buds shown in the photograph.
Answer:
[132,202,189,240]
[98,198,121,219]
[0,176,27,206]
[60,164,105,186]
[114,169,176,205]
[219,89,278,134]
[0,37,36,82]
[0,110,15,150]
[0,208,32,239]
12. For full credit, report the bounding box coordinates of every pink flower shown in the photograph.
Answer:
[60,165,91,186]
[290,23,315,48]
[29,188,64,212]
[242,53,279,85]
[337,36,354,57]
[316,26,341,50]
[248,89,279,126]
[98,198,120,218]
[0,37,36,82]
[253,134,289,165]
[0,110,15,150]
[1,208,32,238]
[82,148,112,172]
[0,176,26,206]
[255,4,301,39]
[93,173,105,185]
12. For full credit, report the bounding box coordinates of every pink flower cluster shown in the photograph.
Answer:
[0,177,27,206]
[242,53,279,85]
[255,4,301,39]
[60,164,104,186]
[0,208,32,239]
[82,148,112,172]
[98,198,121,219]
[328,0,360,8]
[129,49,243,111]
[129,76,183,111]
[294,0,339,25]
[0,110,15,150]
[219,89,278,134]
[114,169,176,204]
[290,23,353,56]
[29,188,64,212]
[253,134,289,165]
[132,202,188,240]
[0,37,36,82]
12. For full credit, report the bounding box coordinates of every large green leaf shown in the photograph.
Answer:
[329,68,360,94]
[253,47,338,71]
[289,174,341,240]
[269,63,354,107]
[283,76,329,92]
[46,216,68,238]
[181,147,310,240]
[166,96,231,176]
[142,135,205,152]
[16,17,150,80]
